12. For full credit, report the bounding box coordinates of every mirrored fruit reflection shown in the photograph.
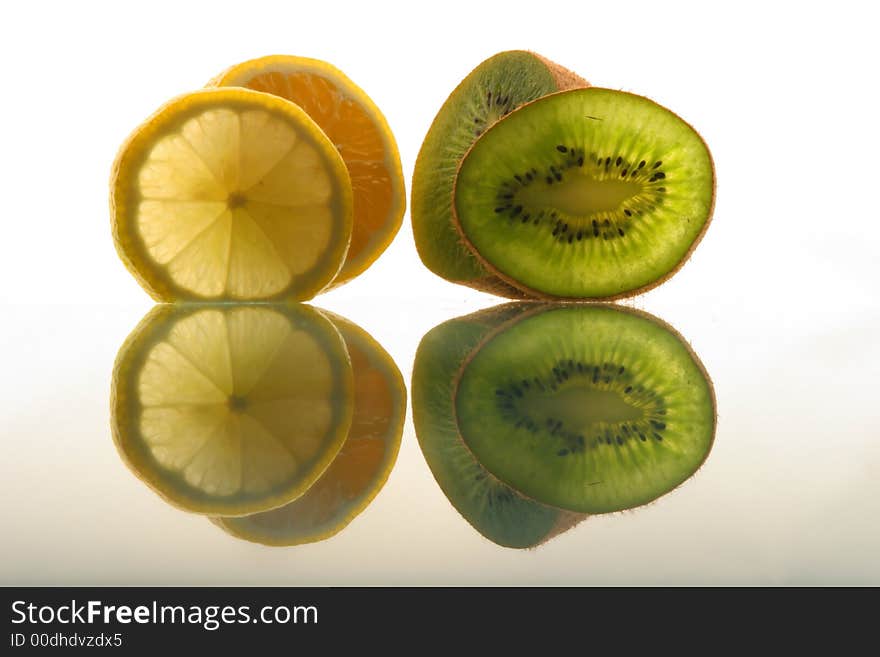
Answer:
[211,311,405,546]
[111,304,404,546]
[412,302,715,547]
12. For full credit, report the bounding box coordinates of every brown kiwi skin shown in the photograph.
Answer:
[451,88,717,301]
[453,301,718,515]
[437,52,589,299]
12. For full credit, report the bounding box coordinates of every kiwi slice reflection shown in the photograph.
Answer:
[412,303,715,543]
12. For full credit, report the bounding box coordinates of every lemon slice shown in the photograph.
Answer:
[111,304,354,516]
[111,88,353,301]
[212,311,405,545]
[210,56,405,288]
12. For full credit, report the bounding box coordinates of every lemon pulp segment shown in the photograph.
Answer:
[212,311,405,545]
[111,304,354,516]
[211,56,405,287]
[111,88,353,301]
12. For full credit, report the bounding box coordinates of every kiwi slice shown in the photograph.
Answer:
[454,88,715,299]
[411,51,587,296]
[412,304,586,548]
[453,303,715,513]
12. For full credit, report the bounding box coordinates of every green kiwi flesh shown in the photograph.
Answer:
[454,88,715,299]
[455,304,716,514]
[412,304,586,548]
[411,51,586,295]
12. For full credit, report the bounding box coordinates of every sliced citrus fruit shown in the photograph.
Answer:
[212,311,405,546]
[111,304,354,516]
[111,87,353,301]
[210,55,406,287]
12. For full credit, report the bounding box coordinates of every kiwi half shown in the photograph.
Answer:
[454,88,715,299]
[411,51,587,296]
[452,303,716,514]
[412,304,586,548]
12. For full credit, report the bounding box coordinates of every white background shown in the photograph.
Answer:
[1,0,878,584]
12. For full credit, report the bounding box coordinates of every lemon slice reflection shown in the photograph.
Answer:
[213,311,405,546]
[111,304,354,516]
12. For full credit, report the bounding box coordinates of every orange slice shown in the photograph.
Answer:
[210,56,406,287]
[212,311,405,545]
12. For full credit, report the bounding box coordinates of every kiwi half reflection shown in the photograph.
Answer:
[111,304,404,546]
[412,303,715,546]
[412,303,587,548]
